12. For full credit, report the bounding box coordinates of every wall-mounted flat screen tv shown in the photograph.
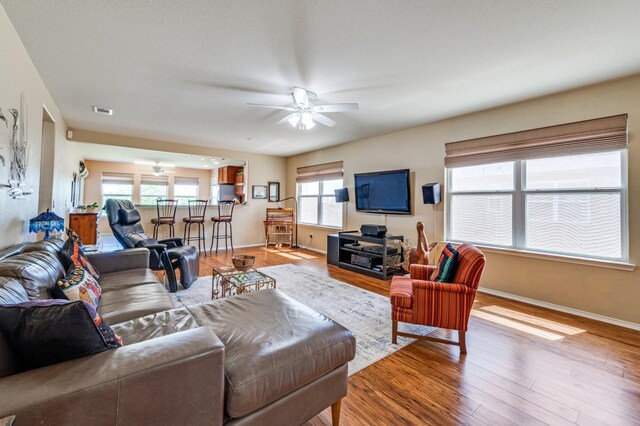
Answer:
[354,169,411,215]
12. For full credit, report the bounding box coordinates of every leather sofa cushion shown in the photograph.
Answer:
[98,284,174,324]
[0,332,19,379]
[186,290,356,418]
[20,238,65,255]
[0,277,29,305]
[99,269,160,292]
[111,307,198,345]
[0,251,65,300]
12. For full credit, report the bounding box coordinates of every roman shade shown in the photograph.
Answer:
[140,175,169,186]
[444,114,628,168]
[174,177,199,185]
[101,173,134,185]
[296,161,343,182]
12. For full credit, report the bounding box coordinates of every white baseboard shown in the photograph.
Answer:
[301,246,327,254]
[477,287,640,331]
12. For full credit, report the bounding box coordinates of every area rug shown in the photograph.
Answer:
[170,263,434,375]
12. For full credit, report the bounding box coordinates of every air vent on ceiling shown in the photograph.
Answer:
[93,105,113,115]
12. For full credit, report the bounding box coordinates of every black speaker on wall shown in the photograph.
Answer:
[334,188,349,203]
[422,183,441,205]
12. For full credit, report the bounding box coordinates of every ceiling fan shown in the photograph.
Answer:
[141,161,176,176]
[247,87,359,130]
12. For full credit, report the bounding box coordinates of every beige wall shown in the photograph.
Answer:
[286,74,640,325]
[72,132,287,247]
[0,5,82,247]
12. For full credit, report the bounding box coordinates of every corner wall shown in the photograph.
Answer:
[286,74,640,325]
[0,5,82,247]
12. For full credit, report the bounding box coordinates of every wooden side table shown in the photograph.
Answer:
[69,212,100,245]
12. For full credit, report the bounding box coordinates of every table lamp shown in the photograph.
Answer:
[29,208,65,239]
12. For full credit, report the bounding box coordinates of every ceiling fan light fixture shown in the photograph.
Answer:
[301,112,315,130]
[288,114,301,128]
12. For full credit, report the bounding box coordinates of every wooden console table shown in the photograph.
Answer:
[69,212,100,245]
[328,231,404,280]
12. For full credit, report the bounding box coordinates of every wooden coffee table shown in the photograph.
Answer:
[211,265,276,299]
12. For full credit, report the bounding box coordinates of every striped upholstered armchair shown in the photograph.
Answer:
[389,243,486,354]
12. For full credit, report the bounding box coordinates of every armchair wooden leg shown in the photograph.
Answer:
[331,399,342,426]
[459,330,467,354]
[392,320,398,344]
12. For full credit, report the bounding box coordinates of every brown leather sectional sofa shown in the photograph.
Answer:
[0,239,356,425]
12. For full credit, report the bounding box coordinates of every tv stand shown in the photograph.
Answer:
[328,231,404,280]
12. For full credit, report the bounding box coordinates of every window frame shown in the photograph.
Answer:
[174,183,199,205]
[445,150,628,262]
[101,182,134,207]
[139,183,169,206]
[297,179,344,229]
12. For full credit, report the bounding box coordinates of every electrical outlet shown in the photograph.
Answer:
[309,233,313,238]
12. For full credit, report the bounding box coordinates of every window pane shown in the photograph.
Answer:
[526,193,621,258]
[526,151,622,190]
[322,179,343,195]
[450,194,512,246]
[140,184,168,206]
[174,184,198,197]
[321,196,342,227]
[299,181,319,196]
[102,183,133,195]
[299,197,318,224]
[450,162,514,192]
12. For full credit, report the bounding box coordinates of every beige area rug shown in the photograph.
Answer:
[170,263,435,375]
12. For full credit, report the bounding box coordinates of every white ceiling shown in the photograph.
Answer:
[77,143,245,169]
[3,0,640,157]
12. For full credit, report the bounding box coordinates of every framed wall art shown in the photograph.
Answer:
[268,181,280,202]
[252,185,267,199]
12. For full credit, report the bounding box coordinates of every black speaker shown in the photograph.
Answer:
[360,224,387,237]
[334,188,349,203]
[327,234,340,265]
[422,183,441,205]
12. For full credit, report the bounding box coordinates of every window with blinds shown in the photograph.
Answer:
[174,177,199,205]
[296,161,344,228]
[101,173,134,206]
[446,115,628,261]
[140,175,169,205]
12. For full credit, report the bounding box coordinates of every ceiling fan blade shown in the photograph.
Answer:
[312,103,359,112]
[247,103,296,111]
[292,87,309,106]
[312,113,337,127]
[276,113,298,125]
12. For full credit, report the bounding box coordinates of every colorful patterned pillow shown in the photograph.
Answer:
[61,237,100,281]
[54,263,101,309]
[429,243,459,282]
[0,299,122,371]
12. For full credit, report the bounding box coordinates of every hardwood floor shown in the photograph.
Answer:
[199,246,640,426]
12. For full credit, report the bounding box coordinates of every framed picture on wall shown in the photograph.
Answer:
[268,182,280,202]
[252,185,267,199]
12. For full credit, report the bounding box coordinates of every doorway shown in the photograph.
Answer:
[38,107,55,212]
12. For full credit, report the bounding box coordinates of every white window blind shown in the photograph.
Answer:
[446,117,628,262]
[174,176,199,205]
[101,173,134,206]
[140,175,169,205]
[296,162,344,228]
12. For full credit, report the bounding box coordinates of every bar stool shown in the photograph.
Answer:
[210,200,235,254]
[182,199,208,256]
[151,199,177,240]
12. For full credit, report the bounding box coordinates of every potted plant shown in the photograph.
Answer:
[85,202,99,213]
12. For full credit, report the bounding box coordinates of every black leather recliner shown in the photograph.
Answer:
[104,199,199,292]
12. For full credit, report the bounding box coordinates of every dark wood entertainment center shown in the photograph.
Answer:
[327,231,404,280]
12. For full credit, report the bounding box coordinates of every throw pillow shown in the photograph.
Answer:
[0,300,122,371]
[61,237,100,281]
[429,243,459,283]
[54,263,101,309]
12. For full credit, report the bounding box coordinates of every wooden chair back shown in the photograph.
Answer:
[217,200,235,219]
